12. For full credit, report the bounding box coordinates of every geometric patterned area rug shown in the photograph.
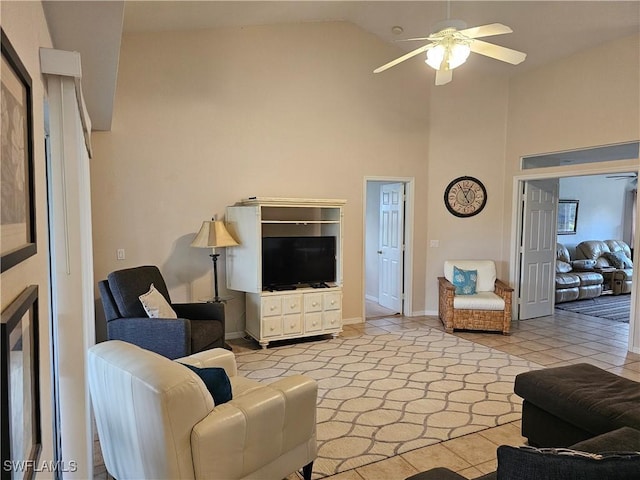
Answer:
[235,326,541,478]
[555,294,631,322]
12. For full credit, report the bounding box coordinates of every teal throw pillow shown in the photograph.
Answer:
[180,363,232,405]
[452,266,477,295]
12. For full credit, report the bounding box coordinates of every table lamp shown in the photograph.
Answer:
[191,220,239,302]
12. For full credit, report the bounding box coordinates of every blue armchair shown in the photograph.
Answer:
[98,265,225,359]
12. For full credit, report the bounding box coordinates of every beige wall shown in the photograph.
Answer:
[0,0,54,471]
[424,73,511,312]
[504,33,640,349]
[90,22,432,333]
[504,33,640,268]
[91,24,639,338]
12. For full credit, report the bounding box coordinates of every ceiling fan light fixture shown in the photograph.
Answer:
[448,42,471,69]
[425,37,471,71]
[425,44,446,70]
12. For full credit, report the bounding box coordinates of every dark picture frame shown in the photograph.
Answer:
[1,29,36,273]
[1,285,41,480]
[558,199,579,235]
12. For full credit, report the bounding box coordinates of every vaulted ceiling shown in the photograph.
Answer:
[42,1,640,131]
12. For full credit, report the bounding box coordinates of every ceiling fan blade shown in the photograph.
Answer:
[470,39,527,65]
[373,43,434,73]
[435,69,453,86]
[459,23,513,39]
[396,36,433,42]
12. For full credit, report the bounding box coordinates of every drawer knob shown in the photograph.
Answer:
[270,326,275,331]
[270,306,276,311]
[312,321,317,326]
[290,323,295,328]
[290,304,295,309]
[331,300,336,305]
[331,319,336,324]
[312,302,318,307]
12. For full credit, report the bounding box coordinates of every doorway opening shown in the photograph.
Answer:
[514,170,638,326]
[363,178,415,321]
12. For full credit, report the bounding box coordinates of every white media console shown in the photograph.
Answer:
[226,197,346,349]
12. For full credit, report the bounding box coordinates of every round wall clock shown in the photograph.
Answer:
[444,176,488,217]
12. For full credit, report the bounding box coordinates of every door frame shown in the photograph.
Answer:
[363,177,415,320]
[510,165,639,351]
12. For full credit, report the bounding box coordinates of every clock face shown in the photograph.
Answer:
[444,176,487,217]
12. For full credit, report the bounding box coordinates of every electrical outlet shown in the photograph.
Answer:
[117,248,125,260]
[430,240,439,248]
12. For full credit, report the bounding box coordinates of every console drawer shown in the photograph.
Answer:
[323,292,341,311]
[283,295,302,314]
[324,310,341,330]
[262,297,282,317]
[305,312,323,332]
[304,293,323,313]
[263,316,282,337]
[283,314,302,335]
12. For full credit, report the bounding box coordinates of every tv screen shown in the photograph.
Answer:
[262,236,336,288]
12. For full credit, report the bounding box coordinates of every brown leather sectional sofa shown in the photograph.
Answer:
[555,240,633,303]
[576,240,633,295]
[555,244,603,303]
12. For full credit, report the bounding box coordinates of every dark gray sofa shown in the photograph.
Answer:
[407,364,640,480]
[406,426,640,480]
[514,363,640,447]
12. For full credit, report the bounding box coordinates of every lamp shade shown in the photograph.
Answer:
[191,221,239,249]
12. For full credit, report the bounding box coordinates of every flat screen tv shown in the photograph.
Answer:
[262,236,336,288]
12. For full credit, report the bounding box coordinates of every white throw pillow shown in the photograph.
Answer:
[139,284,177,319]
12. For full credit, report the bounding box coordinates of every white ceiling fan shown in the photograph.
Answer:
[374,20,527,86]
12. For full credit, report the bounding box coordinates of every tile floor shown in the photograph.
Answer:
[93,307,639,479]
[309,308,638,480]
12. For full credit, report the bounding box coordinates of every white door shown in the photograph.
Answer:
[378,183,404,312]
[519,179,559,319]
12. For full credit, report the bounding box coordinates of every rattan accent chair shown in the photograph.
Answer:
[438,260,513,335]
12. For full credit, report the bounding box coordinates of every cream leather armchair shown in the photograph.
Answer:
[88,340,317,480]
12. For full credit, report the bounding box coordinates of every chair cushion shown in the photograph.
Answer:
[496,445,640,480]
[453,292,505,311]
[556,260,572,273]
[573,271,603,286]
[107,265,172,318]
[179,363,232,405]
[556,243,571,263]
[139,284,178,318]
[571,259,596,271]
[555,273,580,289]
[605,239,632,259]
[602,251,633,269]
[444,260,496,292]
[452,266,477,295]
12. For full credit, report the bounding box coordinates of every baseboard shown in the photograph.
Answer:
[365,294,378,302]
[225,331,246,340]
[343,317,364,325]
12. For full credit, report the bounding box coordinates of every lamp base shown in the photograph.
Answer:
[210,253,221,303]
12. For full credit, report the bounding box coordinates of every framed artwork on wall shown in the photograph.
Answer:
[558,199,579,235]
[1,29,36,273]
[1,285,41,480]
